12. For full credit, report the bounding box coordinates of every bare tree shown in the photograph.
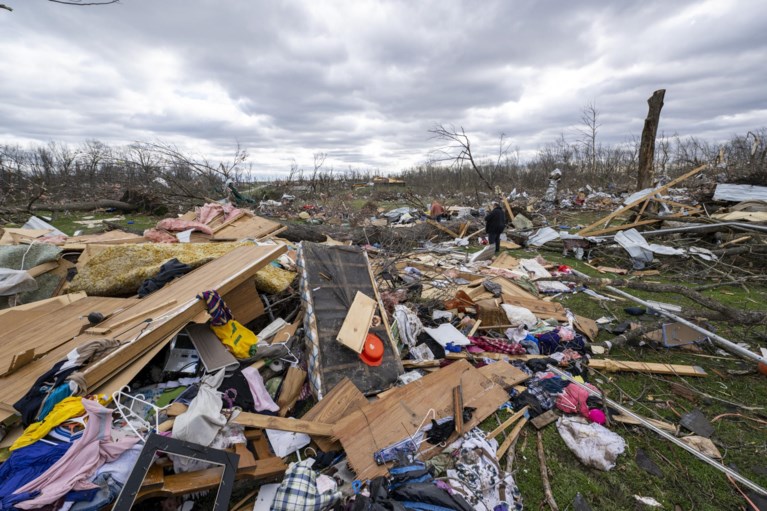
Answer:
[428,124,493,192]
[309,152,326,193]
[577,100,601,174]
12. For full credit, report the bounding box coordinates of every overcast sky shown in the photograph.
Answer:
[1,0,765,176]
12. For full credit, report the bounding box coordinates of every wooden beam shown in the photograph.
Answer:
[453,385,464,435]
[589,359,706,377]
[426,219,460,238]
[496,416,528,460]
[486,406,528,441]
[502,197,515,221]
[233,412,334,437]
[578,163,707,235]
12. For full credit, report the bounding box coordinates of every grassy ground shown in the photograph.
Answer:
[21,210,160,235]
[491,246,767,510]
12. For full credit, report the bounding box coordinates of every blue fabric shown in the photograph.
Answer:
[37,382,74,421]
[68,473,122,511]
[0,440,71,510]
[535,331,561,355]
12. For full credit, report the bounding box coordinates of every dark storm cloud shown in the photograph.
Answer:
[0,0,765,174]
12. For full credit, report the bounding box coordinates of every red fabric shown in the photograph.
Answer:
[556,382,599,418]
[470,336,527,355]
[156,218,213,235]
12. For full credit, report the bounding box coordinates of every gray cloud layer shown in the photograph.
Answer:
[1,0,765,174]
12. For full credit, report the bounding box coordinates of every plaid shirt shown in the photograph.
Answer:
[470,336,527,355]
[271,459,341,511]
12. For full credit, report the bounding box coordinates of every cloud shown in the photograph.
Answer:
[0,0,765,175]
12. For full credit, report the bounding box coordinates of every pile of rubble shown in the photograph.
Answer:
[0,168,765,510]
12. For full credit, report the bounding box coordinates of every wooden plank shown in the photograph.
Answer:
[477,361,530,389]
[426,219,460,238]
[26,261,59,277]
[502,294,567,321]
[137,454,288,501]
[85,300,177,334]
[233,412,333,437]
[612,414,677,433]
[577,164,707,235]
[213,213,283,241]
[224,278,265,324]
[336,291,376,353]
[301,377,367,452]
[453,385,464,435]
[573,314,599,341]
[276,366,307,417]
[81,245,286,391]
[502,197,515,221]
[589,359,707,377]
[0,296,135,376]
[497,416,528,460]
[332,360,511,479]
[0,291,87,318]
[486,406,528,440]
[490,252,519,270]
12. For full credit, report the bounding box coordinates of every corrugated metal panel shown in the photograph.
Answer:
[713,183,767,202]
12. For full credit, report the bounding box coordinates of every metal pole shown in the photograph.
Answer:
[572,269,767,365]
[547,365,767,496]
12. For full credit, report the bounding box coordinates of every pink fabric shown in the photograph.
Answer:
[155,218,213,235]
[196,203,242,225]
[241,366,280,413]
[555,382,600,418]
[14,398,139,509]
[143,228,179,243]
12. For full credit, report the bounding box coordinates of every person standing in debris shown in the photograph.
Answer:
[485,200,506,253]
[430,200,447,221]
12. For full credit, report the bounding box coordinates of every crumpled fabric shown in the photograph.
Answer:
[12,399,140,509]
[393,305,424,348]
[556,416,625,471]
[172,369,227,450]
[142,228,178,244]
[470,336,527,355]
[155,218,213,235]
[500,304,537,329]
[271,459,341,511]
[195,203,242,225]
[137,258,192,297]
[66,443,142,510]
[556,382,601,418]
[445,428,523,510]
[241,366,280,412]
[171,423,246,474]
[0,440,72,510]
[12,395,110,451]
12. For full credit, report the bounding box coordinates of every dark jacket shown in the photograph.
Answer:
[485,205,506,234]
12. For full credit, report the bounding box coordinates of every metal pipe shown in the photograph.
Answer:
[547,365,767,496]
[605,284,766,365]
[572,269,767,365]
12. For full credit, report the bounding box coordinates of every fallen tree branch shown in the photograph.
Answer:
[552,274,767,325]
[536,431,559,511]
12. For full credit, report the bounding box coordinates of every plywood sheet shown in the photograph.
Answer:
[0,296,135,376]
[301,377,367,452]
[213,212,283,241]
[332,360,511,479]
[502,295,567,321]
[336,291,376,353]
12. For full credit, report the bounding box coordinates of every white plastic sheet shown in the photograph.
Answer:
[0,269,38,296]
[557,416,626,471]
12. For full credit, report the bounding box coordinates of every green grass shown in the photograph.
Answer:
[30,210,160,236]
[494,246,767,510]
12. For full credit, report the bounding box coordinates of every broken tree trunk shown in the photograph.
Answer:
[636,89,666,190]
